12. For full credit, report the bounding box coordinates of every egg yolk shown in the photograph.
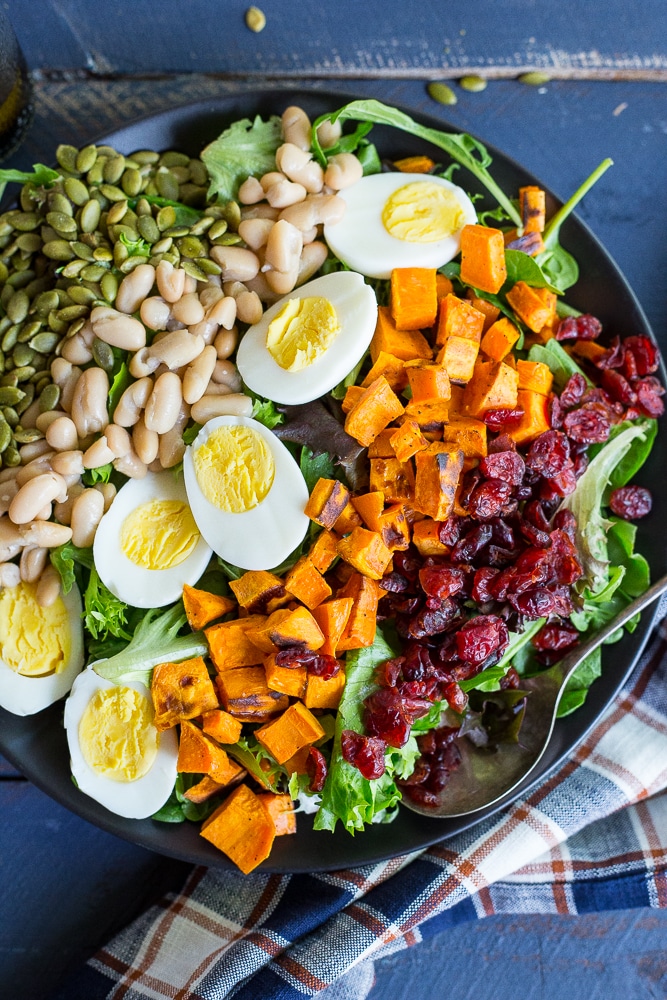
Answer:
[120,499,200,570]
[193,425,275,513]
[78,686,158,782]
[382,181,466,243]
[266,296,341,371]
[0,580,70,677]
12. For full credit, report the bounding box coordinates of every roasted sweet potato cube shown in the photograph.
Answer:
[377,503,411,551]
[332,501,363,536]
[404,359,451,402]
[436,335,480,384]
[369,456,415,503]
[262,605,325,651]
[307,529,339,573]
[257,792,297,836]
[283,745,311,776]
[304,670,346,710]
[341,384,364,414]
[370,305,433,364]
[389,418,429,462]
[304,478,351,529]
[229,571,287,612]
[244,610,292,654]
[394,154,436,174]
[284,556,332,609]
[519,185,546,233]
[412,518,448,557]
[151,655,219,731]
[390,267,438,330]
[182,584,236,630]
[263,653,307,698]
[404,398,450,431]
[413,443,464,520]
[205,615,267,673]
[344,375,405,448]
[466,293,501,332]
[177,721,245,784]
[480,317,520,362]
[569,341,607,363]
[459,225,507,294]
[337,526,393,580]
[441,417,488,458]
[312,597,354,657]
[367,428,396,458]
[216,666,289,721]
[360,351,408,393]
[436,294,485,347]
[463,360,519,418]
[336,573,381,652]
[516,359,554,395]
[201,708,243,745]
[436,272,454,300]
[506,281,555,332]
[448,384,465,419]
[508,388,551,445]
[351,490,385,532]
[255,702,325,764]
[200,783,275,874]
[183,775,230,804]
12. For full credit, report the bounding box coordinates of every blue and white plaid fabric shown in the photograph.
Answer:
[51,603,667,1000]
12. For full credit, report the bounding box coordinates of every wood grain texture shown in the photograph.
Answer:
[5,0,667,79]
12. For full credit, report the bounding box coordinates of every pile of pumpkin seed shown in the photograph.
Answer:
[0,141,242,468]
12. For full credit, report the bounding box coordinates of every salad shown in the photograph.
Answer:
[0,98,663,874]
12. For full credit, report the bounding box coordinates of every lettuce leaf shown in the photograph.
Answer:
[201,114,283,202]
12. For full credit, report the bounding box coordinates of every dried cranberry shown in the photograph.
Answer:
[623,335,659,376]
[500,666,521,690]
[450,523,493,562]
[539,464,577,499]
[419,565,466,599]
[402,642,434,680]
[526,430,571,478]
[609,485,653,519]
[472,566,500,604]
[455,614,509,665]
[306,747,328,793]
[480,450,526,485]
[559,372,587,409]
[376,657,404,687]
[398,757,431,786]
[458,469,483,511]
[524,500,550,532]
[403,785,441,808]
[482,408,525,430]
[438,514,464,547]
[468,479,513,520]
[551,508,577,541]
[510,588,558,618]
[379,571,410,593]
[600,369,637,406]
[340,730,386,779]
[488,433,518,453]
[635,378,665,418]
[519,517,551,548]
[595,336,625,371]
[555,314,602,341]
[532,621,580,652]
[442,680,468,713]
[405,599,461,640]
[563,406,610,444]
[393,547,422,581]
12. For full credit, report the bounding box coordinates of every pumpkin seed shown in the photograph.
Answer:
[137,214,160,243]
[80,199,102,233]
[0,421,11,452]
[99,183,126,202]
[67,285,97,305]
[427,81,458,106]
[76,145,98,174]
[103,154,126,184]
[132,150,160,165]
[29,331,60,354]
[188,215,214,236]
[121,168,143,198]
[43,239,75,261]
[178,235,205,259]
[71,240,96,261]
[189,160,208,187]
[34,290,60,315]
[118,255,149,274]
[245,6,266,32]
[156,169,180,201]
[15,382,34,412]
[3,445,20,466]
[92,337,115,371]
[212,232,242,246]
[100,272,119,302]
[38,383,61,412]
[2,407,18,427]
[15,233,42,253]
[107,200,129,225]
[197,257,222,276]
[93,247,114,263]
[49,193,74,217]
[61,259,88,279]
[13,426,43,444]
[57,304,89,322]
[518,71,551,86]
[64,177,90,206]
[156,205,176,232]
[208,219,229,240]
[0,261,7,283]
[11,211,40,232]
[220,200,241,230]
[459,74,488,92]
[80,263,108,282]
[181,260,208,282]
[0,386,26,406]
[57,144,79,173]
[152,236,173,255]
[6,290,30,324]
[135,197,152,217]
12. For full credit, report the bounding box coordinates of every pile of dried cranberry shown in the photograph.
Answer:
[340,318,662,801]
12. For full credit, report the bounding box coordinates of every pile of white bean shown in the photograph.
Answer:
[0,105,364,607]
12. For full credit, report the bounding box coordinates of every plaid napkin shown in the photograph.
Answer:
[52,601,667,1000]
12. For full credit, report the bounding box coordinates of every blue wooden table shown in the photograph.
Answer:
[1,2,667,996]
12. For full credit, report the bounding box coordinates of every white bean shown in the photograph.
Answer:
[15,454,55,487]
[20,545,48,583]
[238,176,265,204]
[264,219,303,273]
[115,263,156,314]
[275,143,324,193]
[147,329,204,370]
[324,153,364,190]
[90,306,146,351]
[114,376,153,427]
[182,344,218,405]
[265,261,300,295]
[50,449,85,478]
[297,241,330,286]
[235,290,263,325]
[260,171,285,192]
[132,415,160,465]
[129,346,160,379]
[50,358,82,414]
[190,393,253,423]
[9,472,68,525]
[0,516,23,561]
[18,439,52,464]
[207,295,237,330]
[70,367,110,438]
[60,329,94,365]
[104,423,132,459]
[19,521,72,548]
[53,482,85,526]
[46,415,79,452]
[113,447,147,479]
[265,178,307,209]
[93,481,116,512]
[0,562,21,589]
[158,401,190,469]
[315,117,342,149]
[210,246,260,282]
[281,106,312,151]
[36,564,62,607]
[82,436,116,469]
[35,410,68,433]
[240,204,279,222]
[171,292,205,327]
[140,295,171,332]
[188,317,219,345]
[156,260,186,303]
[212,359,242,391]
[199,284,224,310]
[183,274,197,295]
[71,488,105,548]
[213,326,238,360]
[238,217,274,250]
[18,399,42,431]
[0,478,18,517]
[144,371,182,434]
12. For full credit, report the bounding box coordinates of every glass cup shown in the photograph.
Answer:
[0,10,33,162]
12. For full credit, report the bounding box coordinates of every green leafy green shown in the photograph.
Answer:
[504,249,561,295]
[92,603,207,686]
[330,352,369,400]
[557,648,602,717]
[82,463,113,486]
[226,736,287,790]
[250,395,284,429]
[589,418,658,499]
[128,195,201,228]
[527,338,591,391]
[0,163,60,198]
[201,114,283,202]
[311,100,521,225]
[108,361,132,420]
[607,518,650,598]
[50,541,94,595]
[84,567,131,644]
[152,773,222,824]
[119,231,151,258]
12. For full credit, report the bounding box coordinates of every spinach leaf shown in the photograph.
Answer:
[504,249,561,295]
[527,339,591,391]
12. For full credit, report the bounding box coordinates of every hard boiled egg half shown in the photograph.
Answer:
[93,470,212,609]
[64,667,178,819]
[236,270,377,405]
[0,580,85,716]
[183,415,309,571]
[323,172,477,279]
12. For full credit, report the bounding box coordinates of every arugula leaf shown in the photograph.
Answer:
[201,114,283,202]
[311,100,521,225]
[82,463,113,486]
[92,603,207,685]
[527,339,591,391]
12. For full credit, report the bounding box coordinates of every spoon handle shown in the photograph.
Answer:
[555,571,667,686]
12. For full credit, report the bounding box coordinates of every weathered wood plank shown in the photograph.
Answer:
[6,0,667,79]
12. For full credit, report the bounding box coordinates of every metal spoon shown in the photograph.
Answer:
[402,572,667,819]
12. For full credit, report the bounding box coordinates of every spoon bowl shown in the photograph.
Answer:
[403,573,667,819]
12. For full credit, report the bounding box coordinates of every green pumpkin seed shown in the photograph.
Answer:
[38,383,61,412]
[113,242,129,267]
[57,304,89,322]
[92,337,115,371]
[181,260,208,282]
[132,150,160,166]
[61,259,88,279]
[43,239,75,261]
[34,291,60,316]
[93,246,114,263]
[0,386,25,406]
[18,320,41,342]
[155,206,176,232]
[15,382,34,412]
[3,445,20,466]
[188,215,214,236]
[208,219,229,240]
[118,255,149,274]
[100,272,118,303]
[152,236,173,255]
[518,71,551,86]
[106,200,129,225]
[64,177,90,206]
[135,197,152,217]
[0,261,7,283]
[427,81,458,106]
[99,183,126,202]
[178,235,205,258]
[2,407,18,427]
[212,232,242,246]
[29,331,60,354]
[67,285,97,305]
[0,373,17,387]
[71,240,96,261]
[49,192,74,217]
[0,421,11,452]
[13,426,43,444]
[6,290,30,324]
[80,263,108,282]
[196,257,222,276]
[57,144,79,173]
[76,145,98,174]
[15,233,42,253]
[121,168,143,198]
[103,154,126,184]
[11,211,40,232]
[80,199,102,233]
[45,211,77,237]
[34,375,51,396]
[156,169,180,201]
[12,340,33,365]
[459,74,488,92]
[188,160,208,187]
[137,214,160,243]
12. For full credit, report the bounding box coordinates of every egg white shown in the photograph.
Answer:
[0,582,85,716]
[236,270,377,405]
[64,667,178,819]
[323,172,478,280]
[183,415,310,571]
[93,470,212,609]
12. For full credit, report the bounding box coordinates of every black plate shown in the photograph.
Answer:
[1,90,665,873]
